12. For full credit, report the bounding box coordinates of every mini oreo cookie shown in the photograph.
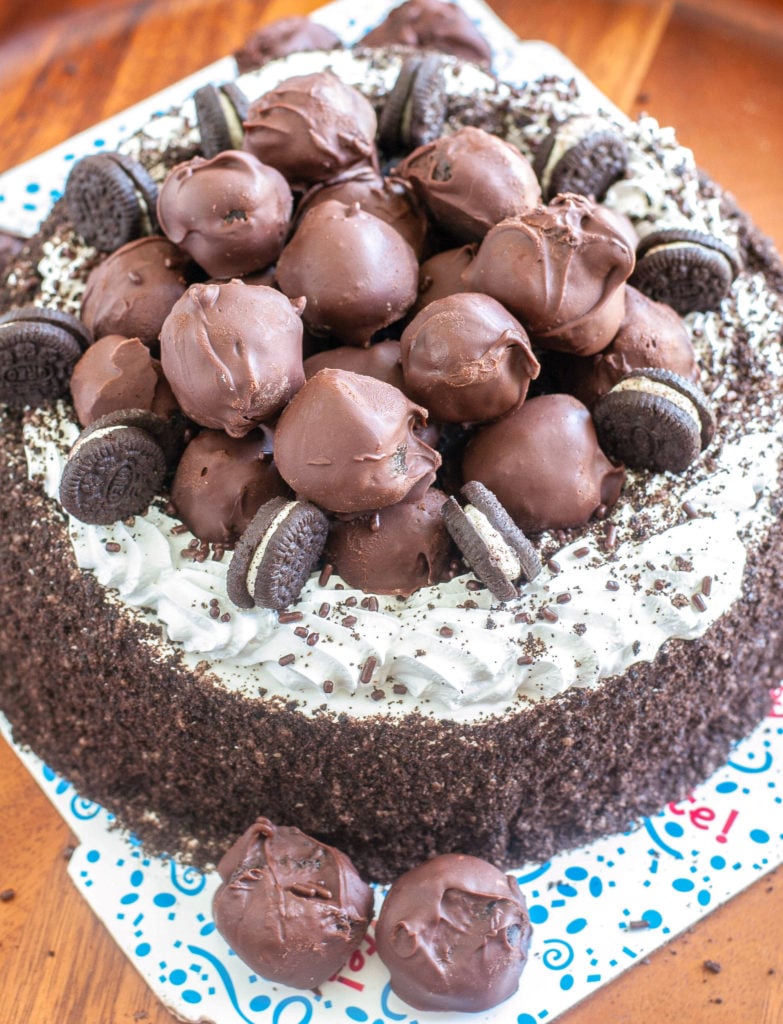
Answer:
[379,53,448,155]
[85,407,191,473]
[64,152,159,252]
[0,306,92,407]
[632,228,741,314]
[441,482,541,601]
[593,367,715,474]
[194,82,250,158]
[59,420,167,524]
[533,116,629,202]
[227,497,330,611]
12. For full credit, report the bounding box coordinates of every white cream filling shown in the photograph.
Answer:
[463,504,522,581]
[245,501,298,593]
[611,377,702,429]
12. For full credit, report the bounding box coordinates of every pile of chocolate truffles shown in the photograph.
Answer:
[60,36,706,602]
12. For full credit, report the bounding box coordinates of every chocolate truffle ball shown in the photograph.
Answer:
[465,193,636,355]
[243,71,378,189]
[552,284,699,408]
[160,280,305,437]
[212,816,373,990]
[375,853,532,1012]
[325,487,455,596]
[70,334,178,427]
[401,293,540,423]
[156,150,292,279]
[80,236,189,346]
[304,339,406,392]
[413,243,476,314]
[171,430,290,544]
[276,200,419,346]
[462,393,625,533]
[361,0,493,67]
[296,169,429,258]
[234,16,341,73]
[397,127,541,242]
[274,368,441,514]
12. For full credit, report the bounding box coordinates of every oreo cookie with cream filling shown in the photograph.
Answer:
[632,228,742,314]
[194,82,250,158]
[593,367,715,473]
[533,114,629,202]
[64,152,159,252]
[0,306,91,407]
[227,496,329,610]
[441,481,541,601]
[59,416,167,525]
[378,52,449,155]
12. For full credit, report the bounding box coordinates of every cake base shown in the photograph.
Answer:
[1,411,777,882]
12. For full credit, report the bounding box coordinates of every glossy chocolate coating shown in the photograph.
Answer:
[397,127,541,242]
[375,853,532,1012]
[171,429,290,544]
[276,200,419,346]
[400,292,540,423]
[156,150,292,279]
[413,243,476,314]
[212,817,373,990]
[70,334,178,427]
[465,193,635,355]
[296,169,429,258]
[325,487,454,596]
[235,17,341,73]
[462,393,625,533]
[304,339,406,392]
[552,284,699,408]
[361,0,493,67]
[243,71,378,189]
[160,280,305,436]
[274,368,441,513]
[80,236,189,346]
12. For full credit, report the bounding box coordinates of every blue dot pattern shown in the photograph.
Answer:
[1,2,783,1021]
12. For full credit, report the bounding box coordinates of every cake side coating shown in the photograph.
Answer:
[1,45,783,882]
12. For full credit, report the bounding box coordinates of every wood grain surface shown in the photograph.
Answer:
[1,1,783,1022]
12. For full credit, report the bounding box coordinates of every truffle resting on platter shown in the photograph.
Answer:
[1,42,782,884]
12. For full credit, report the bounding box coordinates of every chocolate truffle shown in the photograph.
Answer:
[70,334,178,427]
[465,193,636,355]
[160,280,305,437]
[462,393,625,533]
[276,200,419,346]
[242,71,378,189]
[304,339,406,392]
[400,293,540,423]
[552,284,699,408]
[325,487,454,596]
[361,0,493,67]
[156,150,292,279]
[80,236,189,347]
[234,17,341,73]
[212,817,373,990]
[296,169,429,258]
[413,243,476,314]
[375,853,532,1012]
[397,127,541,242]
[274,368,441,514]
[171,430,290,544]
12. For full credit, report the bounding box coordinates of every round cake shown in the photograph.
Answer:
[1,42,782,884]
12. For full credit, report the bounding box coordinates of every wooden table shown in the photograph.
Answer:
[1,1,782,1021]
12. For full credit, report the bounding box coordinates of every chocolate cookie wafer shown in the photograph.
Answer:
[593,367,715,473]
[59,419,167,524]
[64,152,159,252]
[194,82,250,158]
[632,228,742,314]
[378,53,448,155]
[533,115,629,202]
[227,497,329,611]
[441,482,540,601]
[0,306,92,407]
